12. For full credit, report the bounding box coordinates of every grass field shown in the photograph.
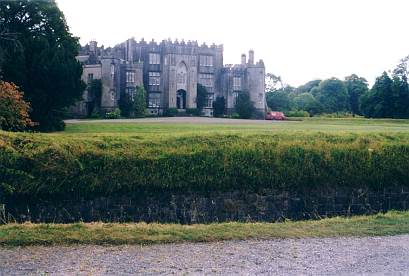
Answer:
[62,117,409,135]
[1,211,408,246]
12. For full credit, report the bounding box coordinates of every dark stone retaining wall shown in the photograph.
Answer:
[4,186,409,223]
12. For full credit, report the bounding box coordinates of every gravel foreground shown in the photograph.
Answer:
[1,235,409,275]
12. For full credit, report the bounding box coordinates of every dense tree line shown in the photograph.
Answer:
[267,56,409,118]
[266,75,369,116]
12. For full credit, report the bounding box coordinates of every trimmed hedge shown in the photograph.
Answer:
[1,132,409,201]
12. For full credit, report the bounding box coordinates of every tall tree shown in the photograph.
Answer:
[212,96,225,117]
[392,56,409,118]
[235,90,255,119]
[360,72,394,118]
[313,78,350,113]
[344,74,369,115]
[0,0,85,131]
[196,83,207,111]
[133,86,146,118]
[265,73,283,92]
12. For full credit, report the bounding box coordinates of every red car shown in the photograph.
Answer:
[266,111,286,120]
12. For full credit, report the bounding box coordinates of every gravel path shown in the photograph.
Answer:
[1,235,409,275]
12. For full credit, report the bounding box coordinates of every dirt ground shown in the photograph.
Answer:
[2,235,409,275]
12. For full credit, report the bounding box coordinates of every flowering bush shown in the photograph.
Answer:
[0,81,33,131]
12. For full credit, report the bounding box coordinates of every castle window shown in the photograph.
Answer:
[233,92,239,106]
[148,93,161,108]
[149,72,161,86]
[205,94,214,108]
[200,55,213,67]
[87,73,93,84]
[149,53,161,65]
[110,64,115,81]
[233,77,241,91]
[199,73,213,91]
[126,71,136,83]
[126,87,136,101]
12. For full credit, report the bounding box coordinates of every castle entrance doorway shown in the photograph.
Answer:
[176,89,186,109]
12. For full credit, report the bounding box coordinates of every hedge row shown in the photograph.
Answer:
[1,132,409,201]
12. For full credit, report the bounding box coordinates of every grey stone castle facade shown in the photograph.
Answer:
[70,38,266,117]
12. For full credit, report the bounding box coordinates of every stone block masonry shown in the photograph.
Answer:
[70,39,266,118]
[4,186,409,223]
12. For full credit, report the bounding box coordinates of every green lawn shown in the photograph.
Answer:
[62,117,409,136]
[1,211,409,246]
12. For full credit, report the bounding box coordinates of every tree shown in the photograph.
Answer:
[0,81,32,131]
[296,79,321,94]
[360,72,394,118]
[265,86,294,111]
[344,74,369,115]
[196,83,207,111]
[265,73,283,92]
[313,78,350,113]
[212,96,225,117]
[292,93,322,116]
[392,74,409,118]
[88,79,102,114]
[235,91,255,119]
[134,86,146,117]
[119,86,146,118]
[360,70,409,119]
[391,56,409,118]
[119,92,134,118]
[0,0,85,131]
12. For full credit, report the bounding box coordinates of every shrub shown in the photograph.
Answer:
[164,108,178,117]
[285,110,310,117]
[89,110,101,119]
[213,96,225,117]
[319,112,357,118]
[1,132,409,202]
[186,108,201,116]
[0,81,33,131]
[105,108,121,119]
[231,113,240,119]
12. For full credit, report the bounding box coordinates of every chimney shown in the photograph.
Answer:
[89,40,98,55]
[241,54,246,65]
[248,49,254,65]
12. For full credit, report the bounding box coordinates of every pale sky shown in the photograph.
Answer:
[56,0,409,87]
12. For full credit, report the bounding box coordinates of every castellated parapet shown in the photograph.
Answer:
[70,37,265,118]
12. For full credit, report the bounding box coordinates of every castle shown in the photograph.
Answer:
[70,38,266,118]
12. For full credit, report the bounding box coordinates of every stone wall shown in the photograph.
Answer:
[3,186,409,224]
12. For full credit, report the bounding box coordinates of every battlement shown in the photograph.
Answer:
[256,59,265,67]
[121,37,223,51]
